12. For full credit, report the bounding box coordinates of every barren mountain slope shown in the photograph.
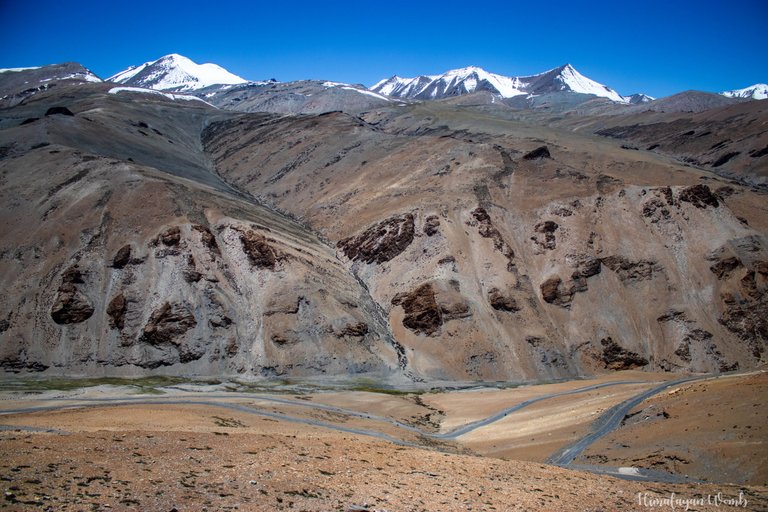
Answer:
[204,102,768,381]
[0,84,402,379]
[549,98,768,186]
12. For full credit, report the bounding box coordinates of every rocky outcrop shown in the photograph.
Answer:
[488,288,519,312]
[392,283,442,336]
[679,184,719,209]
[423,215,440,236]
[523,146,551,160]
[470,208,515,270]
[339,322,369,337]
[533,220,558,250]
[112,245,132,269]
[50,266,94,324]
[540,276,568,306]
[709,256,743,280]
[45,106,74,117]
[238,228,280,270]
[158,226,181,246]
[338,213,415,264]
[600,256,663,283]
[192,224,220,255]
[642,198,671,223]
[719,274,767,359]
[600,337,648,370]
[106,293,127,330]
[392,281,470,336]
[540,256,602,308]
[141,302,197,345]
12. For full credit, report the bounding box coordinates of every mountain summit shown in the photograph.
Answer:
[721,83,768,100]
[371,64,628,103]
[107,53,247,92]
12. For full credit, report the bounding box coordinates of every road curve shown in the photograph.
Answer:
[0,380,645,441]
[546,376,701,466]
[0,377,707,483]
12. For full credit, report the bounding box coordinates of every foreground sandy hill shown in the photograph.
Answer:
[0,371,765,511]
[2,406,765,511]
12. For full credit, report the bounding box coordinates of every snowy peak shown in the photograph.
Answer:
[548,64,625,102]
[370,64,630,103]
[108,54,247,92]
[721,84,768,100]
[624,93,655,104]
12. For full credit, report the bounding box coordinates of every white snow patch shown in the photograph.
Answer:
[0,66,42,73]
[617,467,642,477]
[340,86,391,101]
[108,86,215,107]
[721,83,768,100]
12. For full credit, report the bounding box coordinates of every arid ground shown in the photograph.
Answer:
[1,370,765,511]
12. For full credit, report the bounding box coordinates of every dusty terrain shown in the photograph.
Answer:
[578,370,768,486]
[1,372,766,510]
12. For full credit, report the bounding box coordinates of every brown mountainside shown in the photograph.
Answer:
[0,79,766,382]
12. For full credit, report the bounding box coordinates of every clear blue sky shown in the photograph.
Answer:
[1,0,766,98]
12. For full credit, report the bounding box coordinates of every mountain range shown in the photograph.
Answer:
[100,54,765,103]
[0,54,766,382]
[370,64,634,103]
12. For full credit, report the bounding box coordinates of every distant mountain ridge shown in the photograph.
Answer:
[721,83,768,100]
[4,54,764,109]
[370,64,634,103]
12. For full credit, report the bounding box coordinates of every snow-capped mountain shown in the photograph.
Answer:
[721,84,768,100]
[625,93,655,104]
[108,54,247,92]
[371,64,631,103]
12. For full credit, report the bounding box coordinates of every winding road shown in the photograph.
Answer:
[0,375,708,482]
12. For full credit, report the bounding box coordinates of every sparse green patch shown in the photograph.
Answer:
[212,416,246,428]
[0,375,189,393]
[349,384,417,396]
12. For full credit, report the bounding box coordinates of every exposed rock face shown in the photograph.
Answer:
[710,256,742,279]
[423,215,440,236]
[523,146,551,160]
[141,302,197,346]
[339,322,369,337]
[50,266,94,324]
[719,266,768,359]
[679,184,719,209]
[192,224,220,255]
[159,226,181,246]
[540,276,567,305]
[112,245,132,269]
[106,293,127,330]
[392,283,442,336]
[642,198,671,222]
[392,281,470,336]
[470,208,515,269]
[488,288,519,312]
[238,229,279,270]
[338,213,415,264]
[540,256,601,309]
[533,220,559,250]
[600,337,648,370]
[600,256,663,283]
[45,106,74,117]
[571,255,602,279]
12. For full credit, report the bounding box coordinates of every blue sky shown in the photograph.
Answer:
[1,0,765,98]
